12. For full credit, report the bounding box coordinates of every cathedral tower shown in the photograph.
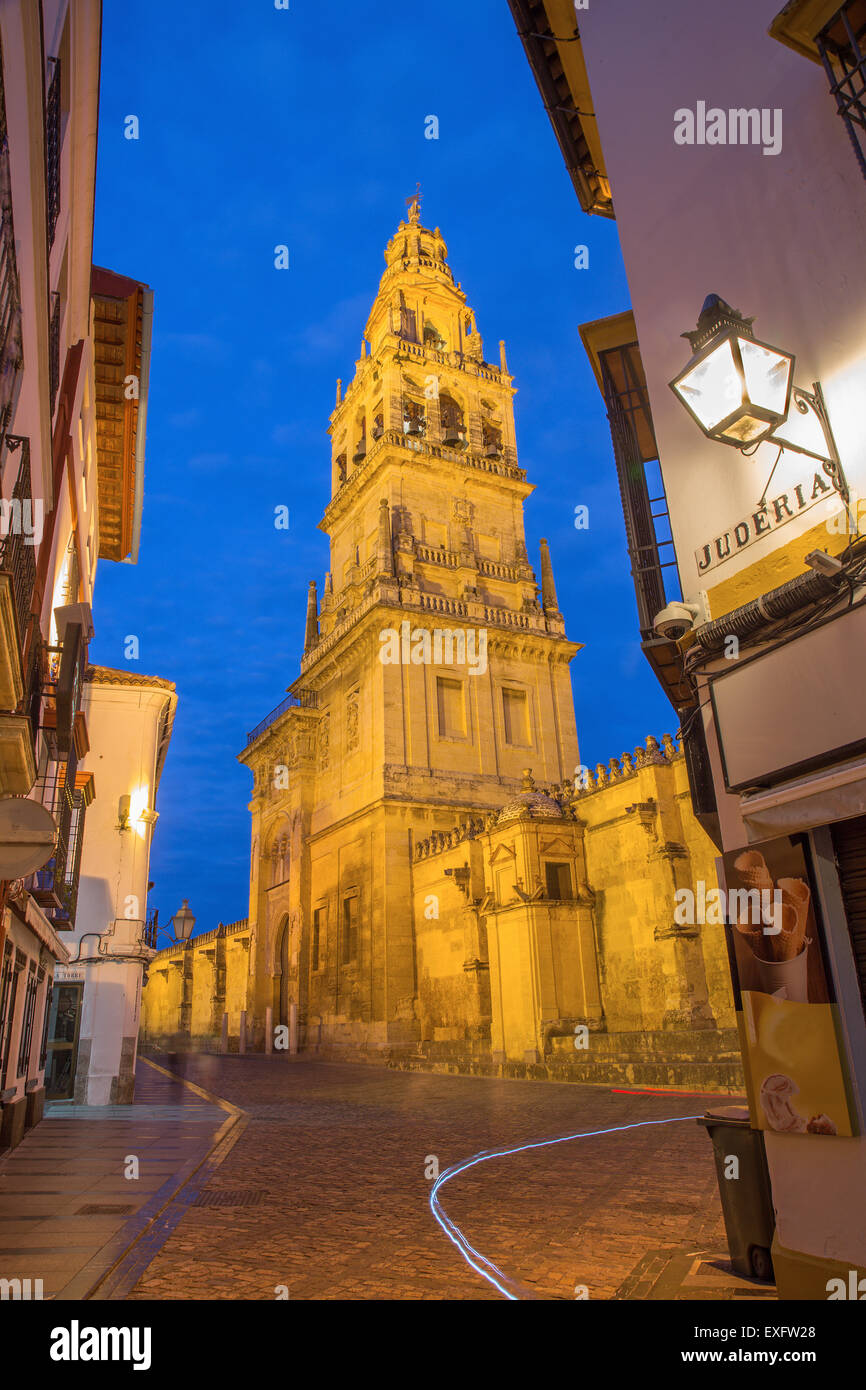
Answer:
[240,198,583,1053]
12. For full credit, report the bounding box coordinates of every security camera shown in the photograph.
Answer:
[804,549,844,577]
[653,597,707,641]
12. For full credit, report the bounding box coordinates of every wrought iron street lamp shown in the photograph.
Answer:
[148,898,196,950]
[169,899,196,943]
[670,295,794,447]
[669,295,849,503]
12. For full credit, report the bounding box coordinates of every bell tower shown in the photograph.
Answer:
[243,198,583,1053]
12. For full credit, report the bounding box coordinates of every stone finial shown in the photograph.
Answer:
[521,768,536,792]
[609,757,621,779]
[633,746,646,767]
[336,378,342,406]
[663,732,677,759]
[499,339,509,374]
[377,498,394,576]
[538,539,560,615]
[595,763,607,787]
[304,581,319,653]
[621,753,634,775]
[645,734,665,764]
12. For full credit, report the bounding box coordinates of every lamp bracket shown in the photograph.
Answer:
[759,381,849,503]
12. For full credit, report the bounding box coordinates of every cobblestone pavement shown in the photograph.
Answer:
[123,1056,767,1302]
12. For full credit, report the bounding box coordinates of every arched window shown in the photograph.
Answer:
[439,394,466,446]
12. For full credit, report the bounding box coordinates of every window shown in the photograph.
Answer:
[502,688,530,747]
[40,980,53,1069]
[312,906,326,972]
[544,862,574,901]
[437,677,466,739]
[342,894,359,965]
[17,964,38,1077]
[0,945,22,1088]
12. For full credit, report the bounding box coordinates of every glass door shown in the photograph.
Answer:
[44,982,83,1100]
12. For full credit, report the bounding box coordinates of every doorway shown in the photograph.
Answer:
[45,982,83,1100]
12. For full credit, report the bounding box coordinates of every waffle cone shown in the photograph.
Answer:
[769,904,801,961]
[736,918,773,962]
[778,877,811,955]
[733,850,774,895]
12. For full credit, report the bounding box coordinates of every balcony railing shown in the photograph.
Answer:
[246,687,318,746]
[29,753,86,930]
[0,44,23,436]
[45,58,61,251]
[0,435,37,644]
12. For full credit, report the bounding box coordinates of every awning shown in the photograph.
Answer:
[740,752,866,841]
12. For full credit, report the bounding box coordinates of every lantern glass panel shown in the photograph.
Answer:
[738,337,792,418]
[674,336,742,431]
[718,411,771,444]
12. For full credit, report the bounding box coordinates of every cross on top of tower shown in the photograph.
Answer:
[405,183,422,224]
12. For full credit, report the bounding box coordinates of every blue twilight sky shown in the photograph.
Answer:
[90,0,675,936]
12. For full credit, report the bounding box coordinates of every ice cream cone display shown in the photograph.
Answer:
[723,834,856,1139]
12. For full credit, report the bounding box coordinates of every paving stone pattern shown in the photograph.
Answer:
[124,1057,759,1302]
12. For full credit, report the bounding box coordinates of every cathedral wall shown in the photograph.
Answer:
[412,836,489,1051]
[578,750,736,1035]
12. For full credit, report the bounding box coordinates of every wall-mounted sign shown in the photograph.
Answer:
[721,833,857,1137]
[54,965,84,983]
[710,601,866,791]
[695,470,834,574]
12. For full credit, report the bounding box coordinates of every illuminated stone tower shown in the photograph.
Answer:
[240,197,583,1053]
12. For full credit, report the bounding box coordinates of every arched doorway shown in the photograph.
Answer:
[277,915,290,1026]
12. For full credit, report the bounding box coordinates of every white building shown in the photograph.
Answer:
[54,668,176,1105]
[512,0,866,1298]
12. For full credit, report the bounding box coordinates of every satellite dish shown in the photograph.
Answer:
[0,797,58,878]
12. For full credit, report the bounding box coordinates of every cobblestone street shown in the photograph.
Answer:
[119,1057,760,1302]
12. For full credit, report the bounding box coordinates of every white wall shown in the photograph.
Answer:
[580,0,866,600]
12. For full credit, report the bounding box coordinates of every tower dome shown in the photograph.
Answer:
[497,770,564,824]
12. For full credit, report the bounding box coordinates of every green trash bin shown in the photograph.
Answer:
[697,1105,776,1282]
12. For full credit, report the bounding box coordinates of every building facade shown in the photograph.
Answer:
[510,0,866,1298]
[0,1,173,1146]
[142,204,741,1093]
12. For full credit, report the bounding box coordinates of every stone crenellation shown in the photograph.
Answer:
[412,733,682,861]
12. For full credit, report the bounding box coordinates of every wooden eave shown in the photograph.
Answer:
[91,268,147,562]
[508,0,613,217]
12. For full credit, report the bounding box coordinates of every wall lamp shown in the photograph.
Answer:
[669,294,849,504]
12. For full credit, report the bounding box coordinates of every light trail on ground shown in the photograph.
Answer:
[429,1114,704,1300]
